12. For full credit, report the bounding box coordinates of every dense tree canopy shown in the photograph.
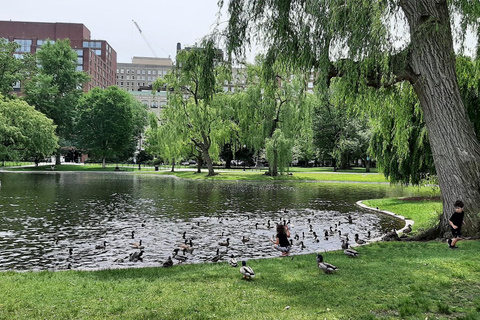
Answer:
[221,0,480,236]
[0,39,35,97]
[24,39,89,164]
[152,40,235,176]
[75,86,148,168]
[0,95,58,162]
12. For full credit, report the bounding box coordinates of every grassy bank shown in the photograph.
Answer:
[0,241,479,320]
[7,164,389,183]
[363,198,442,233]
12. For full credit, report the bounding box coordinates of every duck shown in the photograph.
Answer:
[131,239,144,249]
[347,214,353,224]
[172,248,188,263]
[403,224,412,234]
[341,239,348,250]
[316,254,338,274]
[229,254,238,267]
[218,238,230,247]
[354,234,366,245]
[343,242,359,258]
[130,230,135,239]
[367,230,371,238]
[163,256,173,267]
[241,235,250,243]
[240,260,255,280]
[95,241,107,250]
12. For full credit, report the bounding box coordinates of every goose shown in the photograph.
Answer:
[229,254,238,267]
[163,256,173,267]
[209,248,223,262]
[343,242,359,258]
[367,230,371,238]
[172,248,188,263]
[130,231,135,239]
[299,241,306,250]
[241,236,250,243]
[179,240,194,254]
[329,226,335,236]
[316,254,338,274]
[129,250,144,262]
[131,239,144,249]
[95,241,107,250]
[240,260,255,280]
[354,234,366,245]
[218,238,230,247]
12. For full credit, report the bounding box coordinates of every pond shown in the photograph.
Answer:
[0,172,414,271]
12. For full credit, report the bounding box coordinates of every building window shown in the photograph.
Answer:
[142,70,145,74]
[76,65,83,71]
[94,49,102,55]
[120,69,124,74]
[14,39,32,52]
[75,49,83,57]
[77,57,83,64]
[142,100,148,106]
[148,70,151,75]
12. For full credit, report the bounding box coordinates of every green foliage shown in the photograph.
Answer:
[0,39,35,97]
[150,40,234,175]
[75,87,147,167]
[234,59,314,175]
[0,95,58,161]
[23,39,90,139]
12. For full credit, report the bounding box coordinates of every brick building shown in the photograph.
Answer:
[0,20,116,92]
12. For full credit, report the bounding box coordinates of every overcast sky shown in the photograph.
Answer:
[2,0,229,63]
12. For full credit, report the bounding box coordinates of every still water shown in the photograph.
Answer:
[0,172,413,271]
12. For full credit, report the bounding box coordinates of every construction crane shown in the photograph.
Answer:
[132,19,158,58]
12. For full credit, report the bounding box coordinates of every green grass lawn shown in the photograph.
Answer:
[0,241,479,320]
[5,164,389,182]
[363,198,442,233]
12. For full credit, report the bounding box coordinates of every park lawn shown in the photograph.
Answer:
[5,164,387,182]
[159,170,389,183]
[0,241,479,320]
[363,198,442,233]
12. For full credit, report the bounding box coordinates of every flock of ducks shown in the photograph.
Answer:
[60,209,394,272]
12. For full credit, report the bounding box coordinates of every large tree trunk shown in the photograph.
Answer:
[402,0,480,237]
[200,132,216,176]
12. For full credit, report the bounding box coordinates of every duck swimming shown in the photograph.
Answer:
[95,241,107,250]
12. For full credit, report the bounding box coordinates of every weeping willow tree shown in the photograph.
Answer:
[221,0,480,237]
[232,57,313,176]
[152,39,234,176]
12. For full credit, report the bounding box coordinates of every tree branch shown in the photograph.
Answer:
[327,48,418,88]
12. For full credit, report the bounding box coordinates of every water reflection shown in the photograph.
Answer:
[0,172,410,271]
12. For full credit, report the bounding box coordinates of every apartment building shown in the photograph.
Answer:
[0,20,117,92]
[116,56,173,116]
